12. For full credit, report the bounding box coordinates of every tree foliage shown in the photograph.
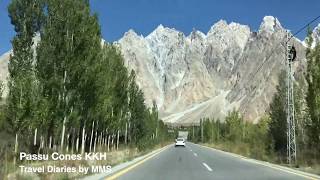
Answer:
[305,27,320,152]
[2,0,171,166]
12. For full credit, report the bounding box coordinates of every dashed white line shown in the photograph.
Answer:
[202,162,213,172]
[190,149,192,152]
[193,153,197,157]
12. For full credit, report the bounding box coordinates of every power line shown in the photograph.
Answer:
[246,15,320,85]
[241,15,320,114]
[246,15,320,164]
[289,15,320,42]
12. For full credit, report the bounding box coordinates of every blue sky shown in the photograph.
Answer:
[1,0,320,55]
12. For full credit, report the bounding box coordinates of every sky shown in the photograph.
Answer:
[1,0,320,55]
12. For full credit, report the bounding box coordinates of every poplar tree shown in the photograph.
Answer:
[7,0,43,163]
[36,0,101,151]
[269,71,287,156]
[305,28,320,154]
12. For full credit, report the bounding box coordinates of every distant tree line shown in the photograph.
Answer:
[188,111,271,161]
[0,0,171,173]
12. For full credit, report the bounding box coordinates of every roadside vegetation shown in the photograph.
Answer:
[0,0,173,179]
[188,30,320,174]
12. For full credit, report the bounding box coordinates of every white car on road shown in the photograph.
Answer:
[175,138,185,147]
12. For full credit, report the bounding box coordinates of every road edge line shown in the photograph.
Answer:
[192,143,320,180]
[105,144,171,180]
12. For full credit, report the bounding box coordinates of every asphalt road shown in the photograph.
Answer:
[107,142,319,180]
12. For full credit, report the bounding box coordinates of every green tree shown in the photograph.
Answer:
[248,116,270,159]
[305,27,320,154]
[203,119,212,142]
[269,71,287,156]
[7,0,44,163]
[36,0,102,152]
[225,110,243,142]
[128,71,148,149]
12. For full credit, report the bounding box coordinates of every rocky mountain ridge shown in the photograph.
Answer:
[1,16,319,125]
[117,16,310,125]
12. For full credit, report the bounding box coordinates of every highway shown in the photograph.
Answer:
[104,142,319,180]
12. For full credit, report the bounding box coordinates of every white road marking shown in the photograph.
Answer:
[190,149,192,152]
[193,143,320,180]
[202,162,213,172]
[193,153,197,157]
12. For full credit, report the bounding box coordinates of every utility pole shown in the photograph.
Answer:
[286,30,297,165]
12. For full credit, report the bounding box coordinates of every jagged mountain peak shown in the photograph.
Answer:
[0,16,308,125]
[155,24,165,31]
[123,29,140,38]
[115,16,307,125]
[206,19,250,51]
[147,24,183,38]
[207,20,228,35]
[259,16,283,34]
[208,20,250,35]
[188,28,206,41]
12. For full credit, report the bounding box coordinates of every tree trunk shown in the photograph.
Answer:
[192,125,195,140]
[71,130,74,154]
[128,122,131,143]
[99,132,103,148]
[117,130,120,150]
[66,133,70,152]
[93,130,97,152]
[104,129,107,147]
[49,136,52,149]
[53,138,57,151]
[60,116,67,152]
[41,135,44,149]
[81,125,86,155]
[14,133,18,166]
[111,134,114,151]
[38,135,44,154]
[107,135,110,152]
[60,69,68,152]
[125,123,128,145]
[89,121,95,152]
[76,136,79,153]
[34,128,37,146]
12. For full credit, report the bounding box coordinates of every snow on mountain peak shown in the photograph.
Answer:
[156,24,164,30]
[147,24,181,39]
[206,20,250,50]
[124,29,139,38]
[188,28,206,41]
[259,16,283,34]
[208,20,228,34]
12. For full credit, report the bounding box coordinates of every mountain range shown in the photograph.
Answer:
[1,16,320,125]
